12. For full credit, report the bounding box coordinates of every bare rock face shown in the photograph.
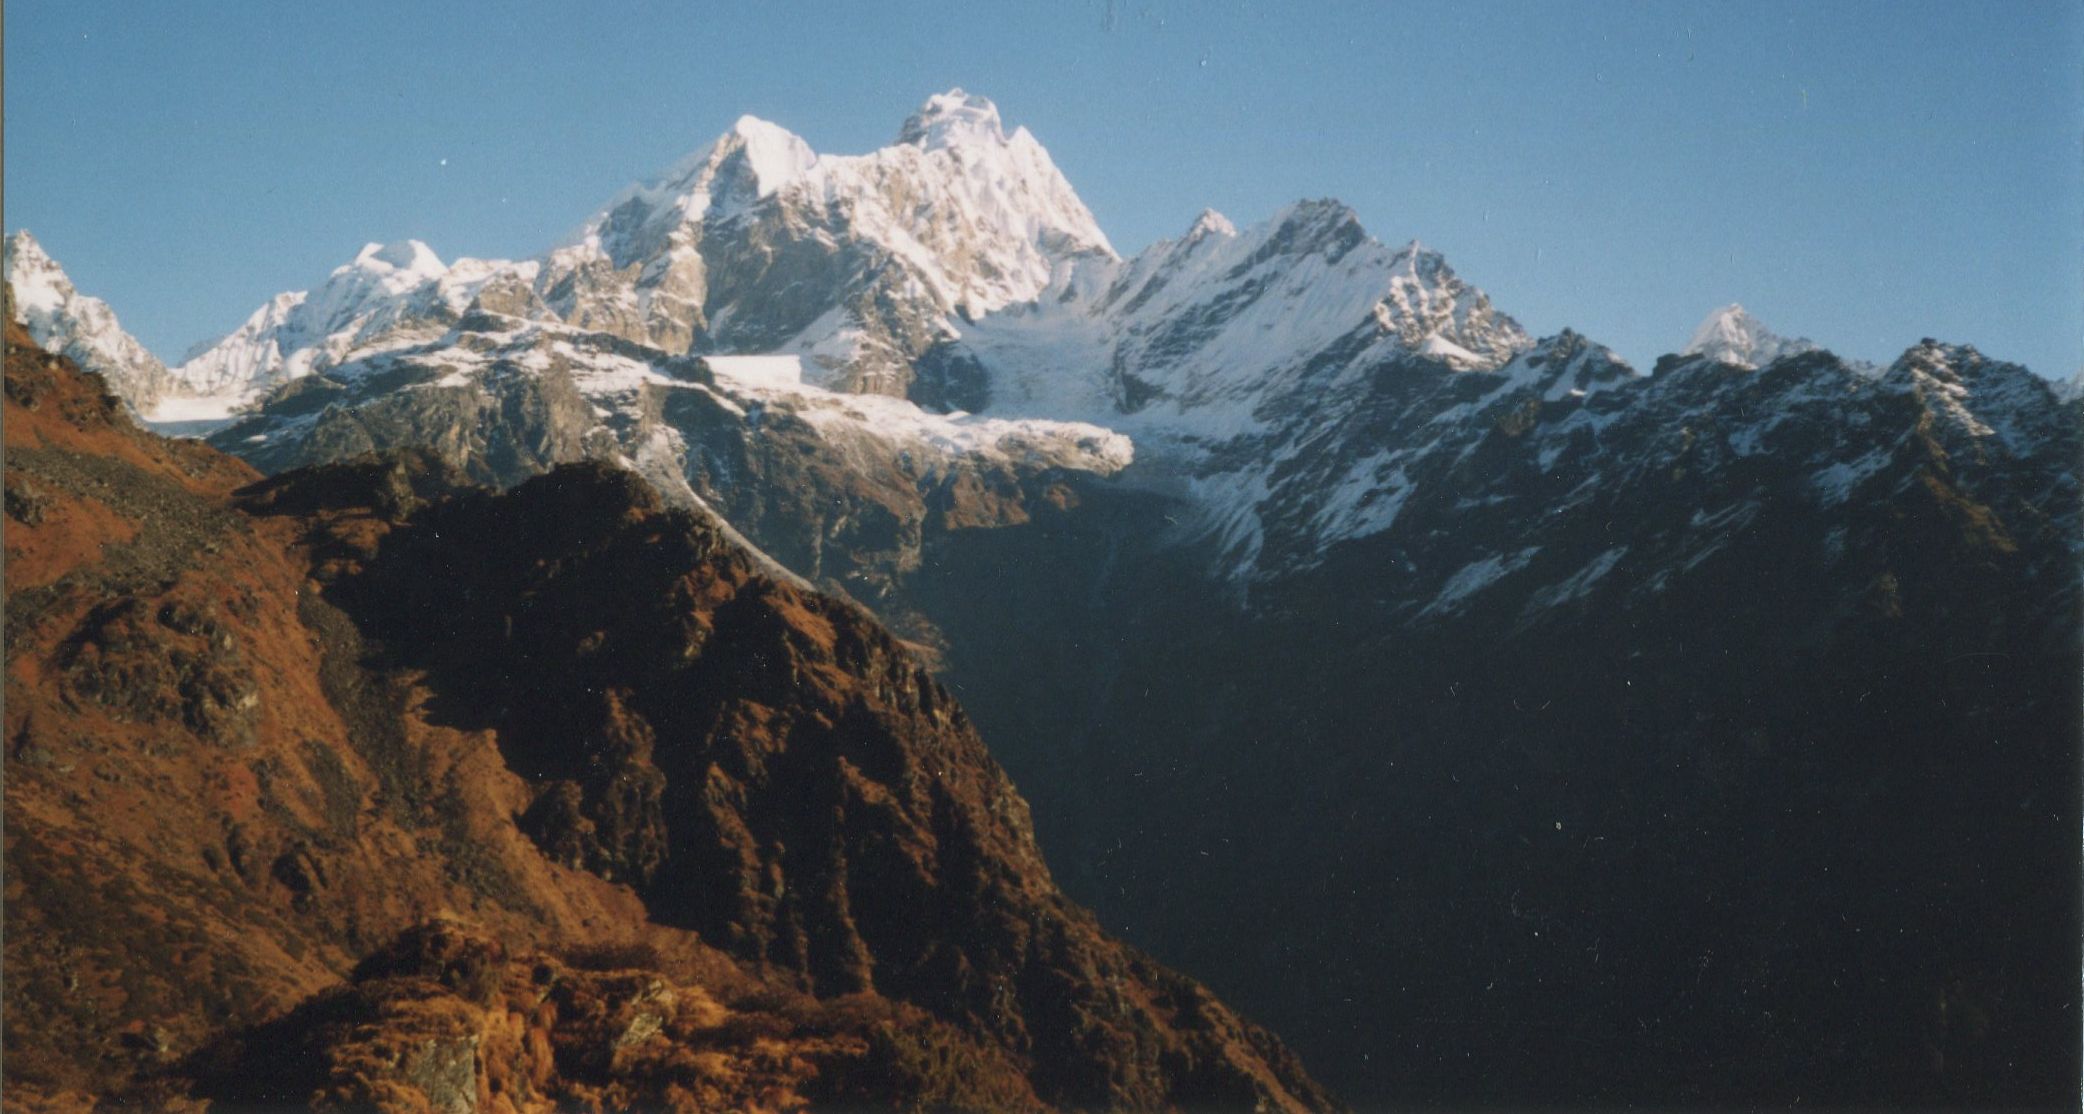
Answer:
[2,322,1336,1112]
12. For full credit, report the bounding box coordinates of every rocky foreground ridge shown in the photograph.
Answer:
[0,313,1335,1112]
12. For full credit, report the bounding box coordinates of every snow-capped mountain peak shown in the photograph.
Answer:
[4,229,177,414]
[1875,338,2071,455]
[169,92,1121,410]
[897,88,1009,149]
[1185,209,1238,242]
[7,229,66,315]
[170,236,535,407]
[303,239,461,334]
[352,239,446,275]
[326,240,449,307]
[649,117,815,219]
[1682,303,1820,370]
[572,116,818,270]
[1260,199,1369,261]
[966,200,1530,442]
[718,115,820,194]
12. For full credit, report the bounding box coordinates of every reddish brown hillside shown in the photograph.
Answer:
[1,315,1336,1113]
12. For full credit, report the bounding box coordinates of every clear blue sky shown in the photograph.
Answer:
[6,0,2080,376]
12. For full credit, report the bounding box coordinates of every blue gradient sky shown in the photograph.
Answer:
[6,0,2079,376]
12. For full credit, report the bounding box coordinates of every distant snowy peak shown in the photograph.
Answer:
[4,229,177,414]
[173,237,536,405]
[7,229,67,315]
[583,88,1105,259]
[551,87,1114,391]
[1108,200,1528,376]
[695,116,820,201]
[304,240,449,331]
[896,88,1009,149]
[353,239,445,276]
[160,90,1132,409]
[1682,303,1820,370]
[1184,209,1238,242]
[963,198,1534,446]
[1378,238,1528,369]
[582,115,819,265]
[172,291,309,397]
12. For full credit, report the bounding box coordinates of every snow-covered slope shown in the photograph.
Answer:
[967,203,1526,432]
[5,230,178,415]
[172,240,542,413]
[951,201,1536,576]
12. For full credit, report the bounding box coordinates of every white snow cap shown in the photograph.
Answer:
[898,88,1009,149]
[5,228,181,415]
[7,228,51,265]
[5,229,67,315]
[1185,209,1238,240]
[584,113,819,248]
[1683,303,1819,370]
[673,115,820,202]
[720,115,820,197]
[345,240,448,285]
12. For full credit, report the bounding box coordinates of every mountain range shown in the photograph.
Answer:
[8,89,2079,1109]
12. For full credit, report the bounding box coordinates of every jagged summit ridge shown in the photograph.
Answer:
[963,198,1530,432]
[175,89,1114,406]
